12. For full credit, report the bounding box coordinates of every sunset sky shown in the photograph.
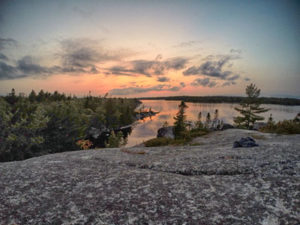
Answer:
[0,0,299,97]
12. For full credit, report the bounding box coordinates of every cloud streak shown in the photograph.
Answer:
[106,56,189,77]
[157,76,170,82]
[109,84,183,95]
[0,37,17,50]
[173,41,201,48]
[191,78,217,88]
[183,55,240,80]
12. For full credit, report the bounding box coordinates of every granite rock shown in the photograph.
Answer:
[0,129,299,225]
[157,126,175,139]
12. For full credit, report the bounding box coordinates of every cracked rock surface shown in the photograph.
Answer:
[0,129,299,225]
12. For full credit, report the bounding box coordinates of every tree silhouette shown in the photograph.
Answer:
[173,101,188,139]
[234,83,269,129]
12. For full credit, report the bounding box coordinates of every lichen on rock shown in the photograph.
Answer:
[0,129,299,225]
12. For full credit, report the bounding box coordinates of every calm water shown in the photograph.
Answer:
[126,100,300,147]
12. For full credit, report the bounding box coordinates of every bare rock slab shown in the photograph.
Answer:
[0,129,299,224]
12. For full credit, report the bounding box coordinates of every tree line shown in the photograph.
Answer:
[0,89,140,162]
[139,95,300,106]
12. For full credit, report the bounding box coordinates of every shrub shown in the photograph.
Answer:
[144,137,173,147]
[76,139,93,150]
[260,119,300,134]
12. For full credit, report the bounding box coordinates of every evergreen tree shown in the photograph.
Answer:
[104,98,120,128]
[234,83,269,129]
[173,101,188,139]
[268,113,274,124]
[37,89,45,102]
[29,90,37,102]
[5,88,18,105]
[196,112,203,129]
[214,109,219,121]
[205,112,211,128]
[106,131,125,148]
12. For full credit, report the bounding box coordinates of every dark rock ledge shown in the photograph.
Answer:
[0,129,299,225]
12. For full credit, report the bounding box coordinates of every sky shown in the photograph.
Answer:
[0,0,299,98]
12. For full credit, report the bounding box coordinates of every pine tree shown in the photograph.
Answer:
[37,89,45,102]
[234,83,269,129]
[196,112,203,129]
[5,88,18,105]
[173,101,188,139]
[29,90,37,102]
[205,112,211,128]
[214,109,219,121]
[106,131,125,148]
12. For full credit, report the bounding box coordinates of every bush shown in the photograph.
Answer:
[144,137,173,147]
[260,119,300,134]
[144,135,198,147]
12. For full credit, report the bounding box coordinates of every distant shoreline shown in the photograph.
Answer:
[138,96,300,106]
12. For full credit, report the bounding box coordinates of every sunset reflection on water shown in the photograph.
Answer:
[126,100,300,147]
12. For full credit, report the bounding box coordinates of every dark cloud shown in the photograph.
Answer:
[61,39,99,71]
[106,66,136,76]
[164,57,188,70]
[17,56,51,74]
[0,37,17,50]
[227,74,240,81]
[59,39,124,74]
[110,85,164,95]
[108,56,189,77]
[157,76,170,82]
[0,55,63,80]
[222,81,236,87]
[0,53,8,61]
[109,84,182,95]
[183,55,240,81]
[168,86,181,91]
[191,78,217,88]
[0,61,19,79]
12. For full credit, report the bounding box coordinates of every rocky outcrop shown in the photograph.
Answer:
[221,123,234,130]
[0,129,299,225]
[157,126,174,139]
[233,137,259,148]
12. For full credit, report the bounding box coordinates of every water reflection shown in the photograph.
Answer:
[126,100,300,147]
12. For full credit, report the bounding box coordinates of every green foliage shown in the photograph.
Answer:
[144,137,188,147]
[234,83,269,129]
[260,117,300,134]
[106,131,126,148]
[144,137,173,147]
[195,112,203,129]
[173,101,188,139]
[205,112,211,128]
[0,98,49,161]
[0,89,139,162]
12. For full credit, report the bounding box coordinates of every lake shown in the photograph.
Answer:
[125,100,300,147]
